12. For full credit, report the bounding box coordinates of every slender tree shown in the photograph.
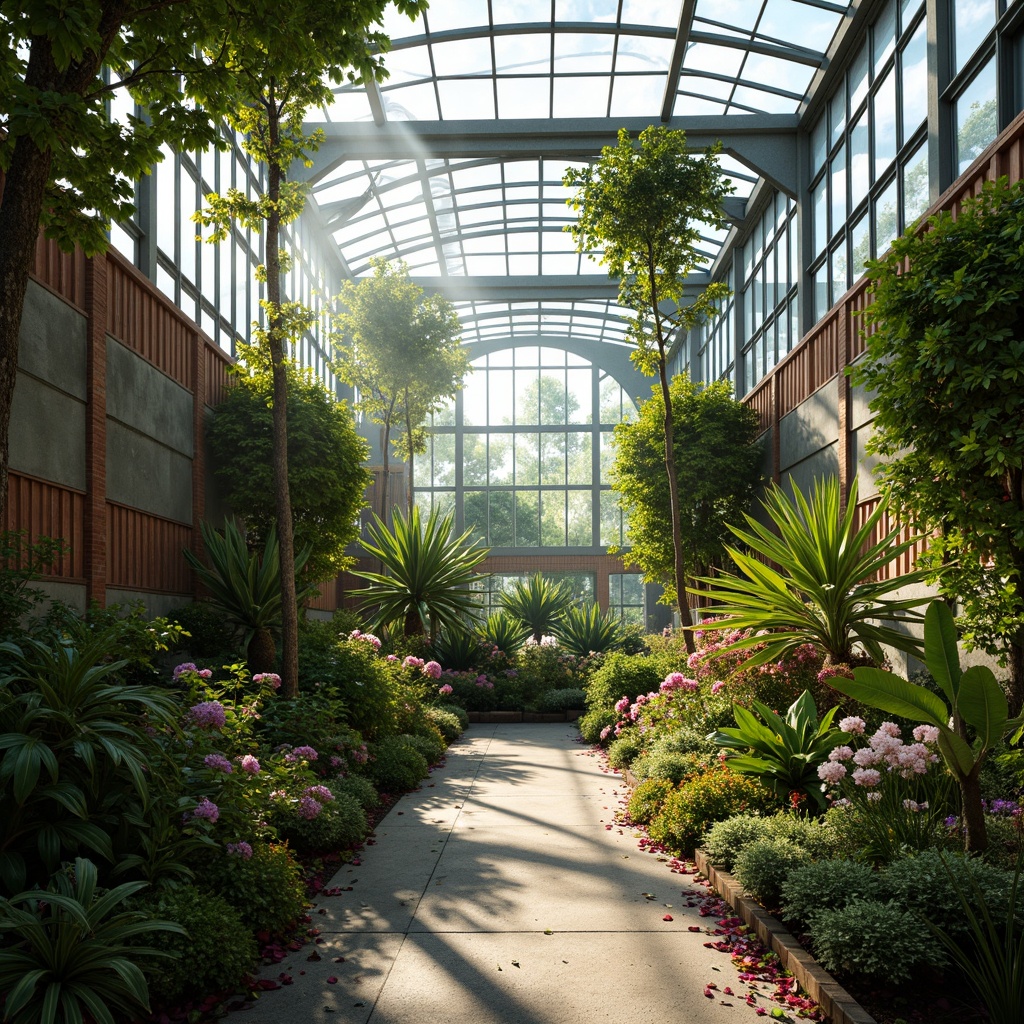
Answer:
[190,0,426,696]
[333,258,468,518]
[565,127,732,652]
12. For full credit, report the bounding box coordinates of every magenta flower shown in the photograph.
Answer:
[298,795,323,820]
[203,753,233,774]
[423,661,442,679]
[227,841,253,859]
[386,654,399,662]
[439,684,453,696]
[253,672,282,689]
[198,668,213,679]
[239,754,261,776]
[193,797,220,822]
[403,656,424,669]
[173,662,197,679]
[286,745,319,762]
[189,701,226,730]
[304,784,335,803]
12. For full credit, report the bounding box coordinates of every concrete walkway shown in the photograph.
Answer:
[241,725,766,1023]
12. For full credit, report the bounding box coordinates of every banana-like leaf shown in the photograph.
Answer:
[923,601,962,705]
[955,665,1009,751]
[831,667,949,727]
[938,728,976,778]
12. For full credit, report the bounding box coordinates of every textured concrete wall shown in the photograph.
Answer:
[11,282,87,488]
[105,420,193,523]
[781,443,840,497]
[106,588,190,617]
[779,379,839,471]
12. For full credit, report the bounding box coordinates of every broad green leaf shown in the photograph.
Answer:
[923,601,962,704]
[832,667,949,726]
[955,665,1009,749]
[937,728,976,778]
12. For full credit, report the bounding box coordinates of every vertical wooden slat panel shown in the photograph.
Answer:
[30,233,87,309]
[205,343,233,408]
[106,504,192,594]
[4,473,86,580]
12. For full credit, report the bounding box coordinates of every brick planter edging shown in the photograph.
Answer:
[693,850,878,1024]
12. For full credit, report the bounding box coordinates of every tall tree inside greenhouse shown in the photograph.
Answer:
[611,373,762,611]
[0,2,235,530]
[189,0,427,697]
[565,127,731,652]
[852,176,1024,714]
[334,258,469,518]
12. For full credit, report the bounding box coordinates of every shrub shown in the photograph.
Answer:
[627,778,675,825]
[196,842,306,935]
[648,765,777,856]
[578,706,617,745]
[649,727,716,758]
[400,732,445,766]
[631,749,711,785]
[331,774,380,812]
[257,690,349,753]
[781,860,885,929]
[883,850,1023,940]
[760,812,841,859]
[732,838,811,909]
[585,652,663,713]
[536,686,587,712]
[167,601,235,658]
[809,900,944,984]
[275,791,368,854]
[446,705,470,732]
[701,814,770,870]
[424,706,464,743]
[607,731,645,770]
[134,887,257,1006]
[365,736,430,793]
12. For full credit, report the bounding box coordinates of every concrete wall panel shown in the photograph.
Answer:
[106,421,192,523]
[18,281,87,400]
[779,380,839,470]
[852,424,883,499]
[10,373,86,490]
[780,443,839,497]
[106,589,191,616]
[106,337,193,456]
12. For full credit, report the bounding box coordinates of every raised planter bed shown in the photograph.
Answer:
[694,850,878,1024]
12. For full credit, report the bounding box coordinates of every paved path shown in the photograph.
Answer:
[241,724,765,1023]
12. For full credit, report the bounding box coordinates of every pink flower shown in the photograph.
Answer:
[298,795,322,820]
[817,762,847,784]
[227,841,253,859]
[403,656,424,669]
[828,745,854,762]
[239,754,261,775]
[476,674,489,684]
[204,753,233,774]
[711,681,725,695]
[439,684,453,696]
[614,696,631,714]
[286,745,318,762]
[350,630,382,649]
[852,767,881,788]
[423,661,443,679]
[304,785,334,803]
[839,716,866,734]
[913,724,940,744]
[852,747,880,767]
[173,662,197,679]
[193,797,220,822]
[660,672,698,693]
[253,672,282,689]
[877,721,901,738]
[198,668,213,679]
[386,654,399,662]
[189,701,226,730]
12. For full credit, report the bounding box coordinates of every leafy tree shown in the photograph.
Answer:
[0,3,234,528]
[851,176,1024,712]
[207,346,369,587]
[334,259,469,518]
[611,373,761,609]
[565,126,732,652]
[190,0,427,696]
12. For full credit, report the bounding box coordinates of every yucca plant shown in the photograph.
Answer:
[499,573,573,644]
[352,505,489,639]
[0,858,183,1024]
[0,635,179,895]
[692,477,930,670]
[709,690,850,811]
[477,612,531,656]
[183,519,317,673]
[430,622,485,671]
[551,603,625,657]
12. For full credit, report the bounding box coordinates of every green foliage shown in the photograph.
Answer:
[578,706,618,745]
[606,732,645,770]
[694,477,929,668]
[0,635,179,894]
[552,603,626,657]
[430,623,486,672]
[399,732,445,767]
[183,520,317,669]
[709,690,850,810]
[476,612,532,657]
[207,349,370,584]
[498,574,573,644]
[0,531,64,637]
[809,900,944,984]
[830,601,1024,852]
[423,706,465,743]
[627,779,676,826]
[701,814,770,870]
[648,765,778,856]
[732,837,811,909]
[851,177,1024,691]
[586,652,664,712]
[0,858,183,1024]
[166,601,235,659]
[331,774,380,812]
[780,859,885,929]
[631,748,708,785]
[257,689,351,751]
[758,812,841,859]
[535,687,587,713]
[364,736,430,793]
[131,885,256,1008]
[883,849,1022,941]
[274,791,368,854]
[611,374,762,608]
[333,257,468,515]
[353,505,489,639]
[196,843,306,936]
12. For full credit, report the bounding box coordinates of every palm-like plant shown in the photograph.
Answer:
[0,857,183,1024]
[709,690,850,810]
[431,622,485,671]
[499,573,573,644]
[692,477,930,670]
[353,505,489,639]
[477,612,531,656]
[183,519,317,673]
[551,603,625,657]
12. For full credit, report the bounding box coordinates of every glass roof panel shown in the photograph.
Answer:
[308,0,850,350]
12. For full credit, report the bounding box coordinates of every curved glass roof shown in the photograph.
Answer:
[303,0,850,346]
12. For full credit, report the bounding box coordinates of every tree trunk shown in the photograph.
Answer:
[404,605,423,638]
[379,420,392,520]
[265,95,300,698]
[647,259,695,655]
[959,767,988,854]
[1008,640,1024,718]
[404,385,415,516]
[246,627,277,676]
